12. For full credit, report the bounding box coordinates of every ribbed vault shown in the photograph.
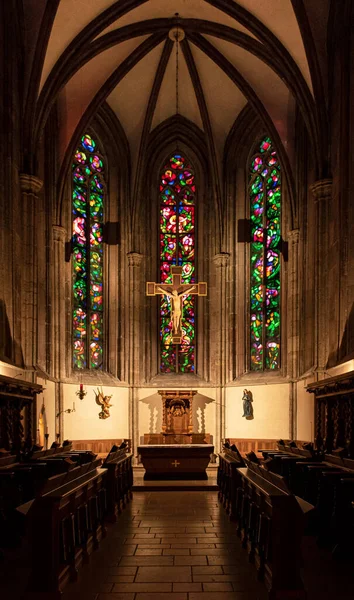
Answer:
[21,0,331,225]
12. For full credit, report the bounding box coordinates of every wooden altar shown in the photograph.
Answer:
[143,390,212,445]
[138,444,214,480]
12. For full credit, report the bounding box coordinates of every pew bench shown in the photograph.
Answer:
[235,463,313,599]
[16,451,133,598]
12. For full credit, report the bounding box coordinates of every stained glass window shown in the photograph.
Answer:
[249,136,281,370]
[72,133,104,369]
[159,154,196,373]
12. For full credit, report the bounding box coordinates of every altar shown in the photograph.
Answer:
[137,444,214,480]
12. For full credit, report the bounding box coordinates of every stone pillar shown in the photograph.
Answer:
[212,252,230,454]
[127,252,143,461]
[52,226,67,381]
[19,174,43,368]
[287,229,300,440]
[310,179,332,371]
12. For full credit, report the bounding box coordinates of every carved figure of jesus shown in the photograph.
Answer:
[157,286,196,334]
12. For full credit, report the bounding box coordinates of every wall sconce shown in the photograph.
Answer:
[56,402,76,417]
[76,382,87,400]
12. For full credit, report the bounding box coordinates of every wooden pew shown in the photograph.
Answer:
[101,448,133,521]
[235,461,313,599]
[218,445,245,519]
[17,449,133,598]
[21,458,105,598]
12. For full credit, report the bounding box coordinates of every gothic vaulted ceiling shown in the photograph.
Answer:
[24,0,329,189]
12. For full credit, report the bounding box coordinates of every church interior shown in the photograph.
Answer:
[1,1,354,599]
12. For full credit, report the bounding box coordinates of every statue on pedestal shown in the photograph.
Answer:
[242,389,253,419]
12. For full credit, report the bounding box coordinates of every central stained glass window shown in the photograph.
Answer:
[249,136,281,370]
[159,154,196,373]
[72,133,104,370]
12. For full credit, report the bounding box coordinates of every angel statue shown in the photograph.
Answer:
[94,387,113,420]
[242,389,253,418]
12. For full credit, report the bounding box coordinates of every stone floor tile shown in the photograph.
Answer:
[132,537,162,544]
[203,582,234,591]
[119,555,173,566]
[135,565,192,582]
[162,548,190,555]
[135,548,163,555]
[112,582,172,593]
[192,565,223,575]
[97,594,135,600]
[173,582,203,592]
[189,593,249,600]
[137,543,171,548]
[208,555,243,565]
[191,548,231,555]
[135,594,187,600]
[174,555,208,565]
[193,574,245,583]
[105,575,135,583]
[106,566,137,576]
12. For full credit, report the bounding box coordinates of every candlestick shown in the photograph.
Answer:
[76,382,87,400]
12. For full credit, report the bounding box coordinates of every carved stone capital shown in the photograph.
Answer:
[19,173,43,195]
[52,225,67,242]
[310,179,333,202]
[127,252,143,267]
[288,228,300,244]
[213,252,230,268]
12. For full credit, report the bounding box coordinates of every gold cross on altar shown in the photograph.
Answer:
[146,266,207,344]
[171,460,180,467]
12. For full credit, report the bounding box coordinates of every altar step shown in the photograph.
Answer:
[132,466,218,491]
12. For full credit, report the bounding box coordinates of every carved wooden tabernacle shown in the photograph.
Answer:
[159,389,196,436]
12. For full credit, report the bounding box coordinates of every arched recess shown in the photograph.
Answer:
[138,116,215,383]
[224,105,289,381]
[61,103,130,382]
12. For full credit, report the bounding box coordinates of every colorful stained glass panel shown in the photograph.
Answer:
[159,154,196,373]
[249,137,281,370]
[72,133,104,369]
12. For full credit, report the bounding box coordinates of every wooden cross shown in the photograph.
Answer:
[146,266,207,344]
[171,460,180,468]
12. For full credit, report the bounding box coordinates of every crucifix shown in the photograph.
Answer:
[146,266,207,344]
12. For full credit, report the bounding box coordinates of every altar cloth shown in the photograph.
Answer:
[137,444,214,480]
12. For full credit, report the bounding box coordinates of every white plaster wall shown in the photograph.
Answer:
[296,380,315,441]
[63,384,129,440]
[225,384,290,439]
[36,378,56,447]
[138,388,216,444]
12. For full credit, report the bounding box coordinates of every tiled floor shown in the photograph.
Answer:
[62,491,267,600]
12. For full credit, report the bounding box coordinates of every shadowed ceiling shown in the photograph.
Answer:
[24,0,327,192]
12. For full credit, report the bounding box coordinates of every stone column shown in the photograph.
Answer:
[287,229,300,439]
[212,252,230,454]
[52,226,67,381]
[19,174,43,368]
[127,252,143,461]
[310,179,332,371]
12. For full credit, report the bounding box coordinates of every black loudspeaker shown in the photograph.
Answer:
[103,221,120,245]
[237,219,251,242]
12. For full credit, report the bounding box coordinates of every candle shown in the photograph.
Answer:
[80,383,83,392]
[73,402,76,411]
[45,426,48,434]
